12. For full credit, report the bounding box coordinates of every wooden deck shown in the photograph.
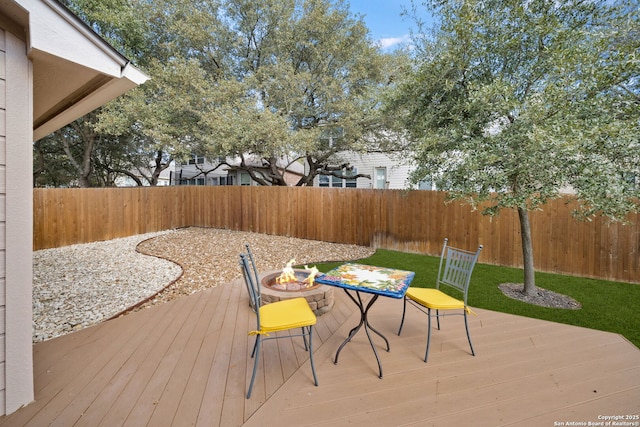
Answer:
[2,278,639,426]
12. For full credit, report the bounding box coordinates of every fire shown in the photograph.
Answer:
[303,265,319,286]
[276,259,297,284]
[275,259,319,288]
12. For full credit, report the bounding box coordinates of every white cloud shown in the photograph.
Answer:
[378,34,412,50]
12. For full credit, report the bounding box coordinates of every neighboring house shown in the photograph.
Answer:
[0,0,147,415]
[313,151,436,190]
[174,152,426,189]
[173,155,305,186]
[115,161,176,187]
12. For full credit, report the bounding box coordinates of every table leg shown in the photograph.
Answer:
[334,289,389,378]
[356,291,390,351]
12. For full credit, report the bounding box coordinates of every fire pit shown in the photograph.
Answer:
[259,268,334,316]
[261,269,322,292]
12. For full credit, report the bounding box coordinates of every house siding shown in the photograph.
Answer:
[2,25,34,415]
[313,152,413,189]
[0,26,6,415]
[352,152,412,189]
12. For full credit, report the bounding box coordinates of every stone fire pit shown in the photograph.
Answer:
[260,269,334,316]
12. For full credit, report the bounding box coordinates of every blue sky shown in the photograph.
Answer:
[346,0,433,50]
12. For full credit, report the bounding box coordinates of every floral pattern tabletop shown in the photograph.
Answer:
[315,263,415,299]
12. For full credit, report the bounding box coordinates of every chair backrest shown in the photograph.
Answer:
[240,254,261,315]
[244,244,260,290]
[436,238,483,304]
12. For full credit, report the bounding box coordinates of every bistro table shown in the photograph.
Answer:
[315,263,415,378]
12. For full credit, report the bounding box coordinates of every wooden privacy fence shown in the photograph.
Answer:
[33,186,639,284]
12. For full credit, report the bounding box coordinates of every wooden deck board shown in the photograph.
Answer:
[77,300,192,427]
[199,283,244,426]
[171,280,234,426]
[1,278,638,427]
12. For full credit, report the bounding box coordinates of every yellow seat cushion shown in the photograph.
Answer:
[259,297,317,334]
[406,287,464,310]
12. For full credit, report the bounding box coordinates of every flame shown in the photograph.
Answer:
[303,265,319,286]
[276,259,297,284]
[275,260,319,288]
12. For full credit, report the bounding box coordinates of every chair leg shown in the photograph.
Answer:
[436,309,441,330]
[301,327,309,351]
[308,326,319,386]
[398,296,408,335]
[424,308,432,363]
[464,311,475,356]
[247,336,261,399]
[251,335,259,358]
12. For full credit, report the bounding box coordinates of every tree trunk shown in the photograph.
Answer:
[58,120,95,188]
[518,206,536,295]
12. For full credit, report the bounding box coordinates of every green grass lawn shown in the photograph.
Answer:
[314,249,640,349]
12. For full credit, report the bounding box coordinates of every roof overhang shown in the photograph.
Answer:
[3,0,149,140]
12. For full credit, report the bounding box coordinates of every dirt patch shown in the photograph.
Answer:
[498,283,581,310]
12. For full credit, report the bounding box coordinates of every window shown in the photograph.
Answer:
[374,167,387,189]
[219,175,235,186]
[187,154,206,165]
[319,126,344,149]
[318,167,358,188]
[418,180,434,190]
[240,172,251,186]
[345,168,357,188]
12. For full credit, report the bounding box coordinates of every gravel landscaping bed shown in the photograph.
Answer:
[32,227,375,342]
[498,282,582,309]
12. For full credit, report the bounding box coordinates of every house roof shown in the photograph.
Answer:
[2,0,149,140]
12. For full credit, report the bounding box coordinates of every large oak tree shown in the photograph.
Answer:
[44,0,402,187]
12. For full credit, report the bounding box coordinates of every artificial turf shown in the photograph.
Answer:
[313,249,640,349]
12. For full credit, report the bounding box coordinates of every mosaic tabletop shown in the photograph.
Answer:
[315,263,415,298]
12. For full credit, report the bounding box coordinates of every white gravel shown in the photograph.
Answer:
[32,227,375,343]
[32,231,183,342]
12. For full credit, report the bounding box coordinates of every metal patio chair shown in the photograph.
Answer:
[397,238,483,362]
[239,253,318,398]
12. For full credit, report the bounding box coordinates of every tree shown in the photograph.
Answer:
[34,136,76,187]
[95,56,219,183]
[37,0,152,187]
[200,0,398,186]
[45,0,404,187]
[42,0,223,187]
[388,0,640,294]
[34,113,142,187]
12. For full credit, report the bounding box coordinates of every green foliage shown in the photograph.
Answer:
[60,0,147,59]
[33,136,76,187]
[385,0,639,292]
[313,249,640,349]
[199,0,398,185]
[390,0,639,217]
[53,0,408,187]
